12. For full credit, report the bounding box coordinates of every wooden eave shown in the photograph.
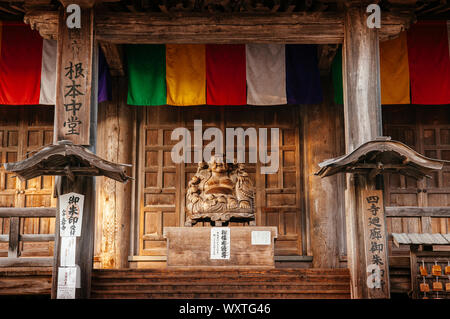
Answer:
[392,233,450,247]
[316,137,448,179]
[3,141,131,183]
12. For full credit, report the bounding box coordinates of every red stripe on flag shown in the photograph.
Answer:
[0,22,43,105]
[407,20,450,105]
[206,44,246,105]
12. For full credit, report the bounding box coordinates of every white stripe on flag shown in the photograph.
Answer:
[246,44,287,105]
[39,39,57,105]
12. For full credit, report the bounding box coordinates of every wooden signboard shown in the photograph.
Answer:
[54,6,93,145]
[164,227,277,268]
[362,190,390,298]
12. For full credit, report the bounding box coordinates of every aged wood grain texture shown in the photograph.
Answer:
[0,267,52,296]
[90,268,351,299]
[342,4,385,299]
[23,10,413,43]
[164,227,277,268]
[361,190,390,298]
[54,6,93,145]
[301,76,340,268]
[98,43,124,77]
[51,175,95,299]
[96,77,133,269]
[0,106,56,260]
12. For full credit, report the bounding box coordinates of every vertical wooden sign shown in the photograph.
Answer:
[362,190,390,298]
[54,6,93,145]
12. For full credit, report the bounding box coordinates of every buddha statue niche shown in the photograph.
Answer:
[185,155,255,226]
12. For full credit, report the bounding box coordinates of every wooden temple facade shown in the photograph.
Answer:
[0,0,449,299]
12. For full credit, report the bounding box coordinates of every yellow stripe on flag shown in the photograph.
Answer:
[166,44,206,106]
[380,32,410,105]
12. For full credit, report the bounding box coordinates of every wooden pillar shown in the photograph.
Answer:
[342,3,387,298]
[302,75,341,268]
[96,77,133,269]
[51,175,95,299]
[51,1,97,298]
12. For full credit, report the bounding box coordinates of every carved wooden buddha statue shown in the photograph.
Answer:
[185,155,255,226]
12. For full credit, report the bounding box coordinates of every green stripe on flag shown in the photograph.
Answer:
[126,44,166,106]
[331,47,343,105]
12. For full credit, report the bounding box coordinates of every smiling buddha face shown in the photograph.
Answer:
[204,155,234,195]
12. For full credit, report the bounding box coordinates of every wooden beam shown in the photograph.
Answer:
[385,206,450,217]
[0,257,53,267]
[0,207,57,218]
[95,12,344,44]
[99,42,125,77]
[23,9,414,44]
[20,234,55,242]
[24,9,58,40]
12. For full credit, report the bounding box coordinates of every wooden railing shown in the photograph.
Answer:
[385,206,450,234]
[0,207,56,267]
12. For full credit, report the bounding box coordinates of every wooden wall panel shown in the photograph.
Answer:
[138,105,304,257]
[0,106,55,258]
[383,105,450,254]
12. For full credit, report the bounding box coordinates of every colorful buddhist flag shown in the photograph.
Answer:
[380,32,410,105]
[407,20,450,105]
[166,44,206,106]
[98,46,112,103]
[39,38,57,105]
[126,44,166,106]
[246,44,287,105]
[206,44,246,105]
[285,44,323,104]
[0,22,44,105]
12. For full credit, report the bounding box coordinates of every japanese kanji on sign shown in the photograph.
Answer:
[362,190,390,298]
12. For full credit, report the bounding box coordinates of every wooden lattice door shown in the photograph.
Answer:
[137,105,304,257]
[383,105,450,247]
[0,106,55,257]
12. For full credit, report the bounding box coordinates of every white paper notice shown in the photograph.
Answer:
[60,237,76,266]
[57,267,77,299]
[59,192,84,237]
[210,227,230,260]
[251,231,271,245]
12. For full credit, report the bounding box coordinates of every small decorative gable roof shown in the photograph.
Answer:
[4,140,131,183]
[316,137,448,179]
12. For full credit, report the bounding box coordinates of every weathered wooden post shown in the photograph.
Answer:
[342,2,388,299]
[51,0,96,299]
[96,76,134,269]
[302,75,341,268]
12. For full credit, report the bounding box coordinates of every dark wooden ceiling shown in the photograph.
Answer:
[0,0,448,20]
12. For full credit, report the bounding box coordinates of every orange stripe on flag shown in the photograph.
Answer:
[380,32,410,105]
[166,44,206,106]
